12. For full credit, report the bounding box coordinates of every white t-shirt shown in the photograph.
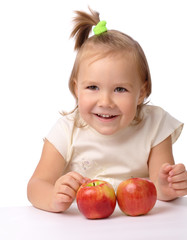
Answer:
[46,105,183,190]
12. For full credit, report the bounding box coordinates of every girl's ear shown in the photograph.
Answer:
[138,82,147,105]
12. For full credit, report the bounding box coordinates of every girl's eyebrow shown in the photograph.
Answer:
[81,80,134,88]
[81,80,98,85]
[113,81,134,88]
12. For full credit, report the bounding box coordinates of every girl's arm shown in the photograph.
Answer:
[148,135,187,201]
[27,139,86,212]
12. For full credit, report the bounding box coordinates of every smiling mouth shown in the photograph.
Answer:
[95,114,117,119]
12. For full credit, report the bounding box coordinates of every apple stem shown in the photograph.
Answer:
[93,182,95,186]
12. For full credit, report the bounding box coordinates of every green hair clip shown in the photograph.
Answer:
[93,20,107,35]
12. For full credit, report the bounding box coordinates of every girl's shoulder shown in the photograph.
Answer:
[45,110,79,158]
[141,104,166,117]
[53,109,81,132]
[140,104,183,146]
[141,104,181,125]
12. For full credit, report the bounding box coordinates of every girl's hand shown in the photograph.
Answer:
[51,171,90,212]
[157,163,187,201]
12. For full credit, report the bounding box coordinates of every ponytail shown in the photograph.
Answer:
[70,8,100,50]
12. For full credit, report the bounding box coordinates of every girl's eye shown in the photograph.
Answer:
[114,87,127,93]
[87,85,99,90]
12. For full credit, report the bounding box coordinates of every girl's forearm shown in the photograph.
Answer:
[27,178,55,212]
[27,178,72,212]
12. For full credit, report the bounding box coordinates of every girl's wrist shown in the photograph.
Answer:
[155,180,178,202]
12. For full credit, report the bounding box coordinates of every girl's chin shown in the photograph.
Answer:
[90,124,122,136]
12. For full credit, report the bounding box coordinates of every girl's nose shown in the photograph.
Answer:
[98,92,115,108]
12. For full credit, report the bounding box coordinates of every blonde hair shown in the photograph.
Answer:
[66,8,152,126]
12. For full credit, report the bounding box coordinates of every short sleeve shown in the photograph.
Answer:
[45,116,72,159]
[143,106,184,148]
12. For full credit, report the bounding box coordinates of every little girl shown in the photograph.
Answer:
[27,8,187,213]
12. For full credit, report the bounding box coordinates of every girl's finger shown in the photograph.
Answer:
[168,171,187,183]
[169,164,186,177]
[56,193,73,203]
[170,180,187,190]
[66,171,87,185]
[58,184,76,199]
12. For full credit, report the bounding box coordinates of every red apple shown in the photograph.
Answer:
[76,179,116,219]
[117,178,157,216]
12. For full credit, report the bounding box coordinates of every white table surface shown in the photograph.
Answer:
[0,197,186,240]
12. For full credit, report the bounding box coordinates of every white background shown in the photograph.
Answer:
[0,0,186,207]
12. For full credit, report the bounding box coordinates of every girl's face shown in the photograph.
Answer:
[74,54,147,135]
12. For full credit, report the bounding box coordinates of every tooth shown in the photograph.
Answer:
[98,114,113,118]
